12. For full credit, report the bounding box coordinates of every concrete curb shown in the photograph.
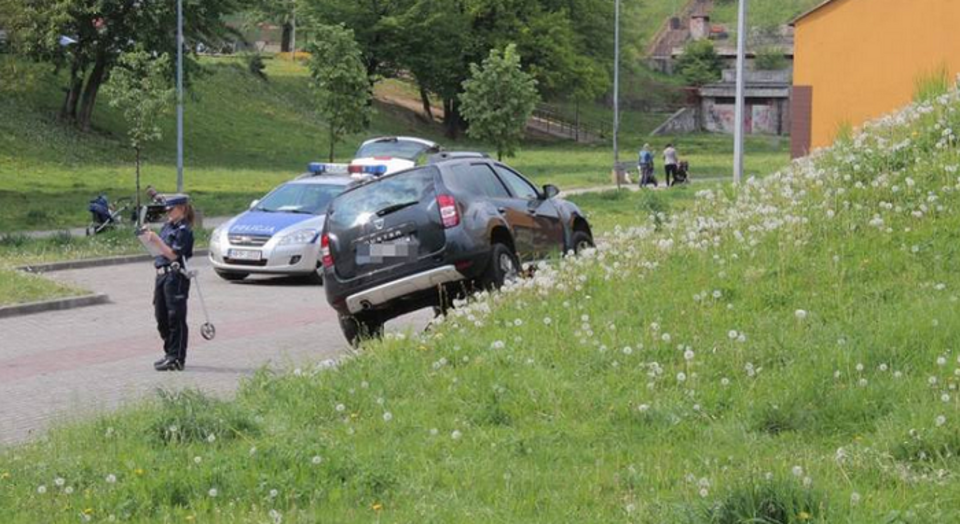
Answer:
[17,249,209,274]
[0,293,111,319]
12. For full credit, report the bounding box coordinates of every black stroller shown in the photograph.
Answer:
[672,160,691,185]
[86,194,132,235]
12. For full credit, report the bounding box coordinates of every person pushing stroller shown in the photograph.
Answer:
[638,143,657,187]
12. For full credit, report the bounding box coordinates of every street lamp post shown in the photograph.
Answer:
[733,0,748,185]
[176,0,184,193]
[612,0,621,190]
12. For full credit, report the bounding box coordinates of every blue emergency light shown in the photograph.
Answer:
[308,162,329,174]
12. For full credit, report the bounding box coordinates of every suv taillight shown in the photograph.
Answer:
[437,194,460,228]
[321,233,333,267]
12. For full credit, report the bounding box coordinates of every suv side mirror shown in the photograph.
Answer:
[249,199,260,210]
[542,184,560,199]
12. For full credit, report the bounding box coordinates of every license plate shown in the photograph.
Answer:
[356,237,418,264]
[228,249,262,261]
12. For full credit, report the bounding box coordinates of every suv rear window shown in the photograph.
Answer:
[329,167,438,228]
[355,139,436,160]
[443,163,511,198]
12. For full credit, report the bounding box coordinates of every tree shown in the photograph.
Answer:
[460,44,539,161]
[676,39,723,87]
[102,49,174,226]
[5,0,243,131]
[307,24,372,162]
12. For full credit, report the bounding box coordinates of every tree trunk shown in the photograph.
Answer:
[77,54,108,132]
[281,22,293,53]
[60,62,84,122]
[418,84,434,122]
[328,126,336,162]
[443,98,462,139]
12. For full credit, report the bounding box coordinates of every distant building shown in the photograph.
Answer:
[652,69,792,137]
[791,0,960,158]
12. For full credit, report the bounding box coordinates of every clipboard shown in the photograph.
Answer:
[137,229,165,257]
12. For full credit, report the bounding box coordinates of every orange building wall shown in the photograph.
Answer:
[794,0,960,150]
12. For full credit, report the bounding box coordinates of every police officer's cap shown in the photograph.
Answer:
[163,193,190,208]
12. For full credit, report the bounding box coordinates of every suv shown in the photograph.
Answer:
[321,155,594,345]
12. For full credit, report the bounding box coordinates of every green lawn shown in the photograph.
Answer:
[0,55,448,233]
[0,228,211,267]
[0,267,84,307]
[4,73,960,524]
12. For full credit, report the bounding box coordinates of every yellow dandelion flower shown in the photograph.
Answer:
[798,511,811,521]
[372,502,383,511]
[418,345,428,351]
[186,516,195,522]
[134,468,145,476]
[83,508,94,515]
[350,412,359,419]
[1,472,10,480]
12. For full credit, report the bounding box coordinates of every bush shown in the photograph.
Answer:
[676,40,723,87]
[246,53,267,81]
[755,46,788,71]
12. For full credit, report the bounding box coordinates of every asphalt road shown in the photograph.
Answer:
[0,257,431,445]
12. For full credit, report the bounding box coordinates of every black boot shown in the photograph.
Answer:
[154,357,183,371]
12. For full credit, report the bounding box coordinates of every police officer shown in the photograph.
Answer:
[141,194,195,371]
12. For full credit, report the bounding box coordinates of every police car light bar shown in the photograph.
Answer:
[307,162,349,175]
[347,164,388,176]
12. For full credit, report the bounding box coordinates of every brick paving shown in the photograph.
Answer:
[0,258,431,445]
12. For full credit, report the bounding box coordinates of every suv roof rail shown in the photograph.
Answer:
[426,151,490,164]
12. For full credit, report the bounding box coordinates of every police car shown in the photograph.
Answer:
[350,136,440,175]
[208,164,357,283]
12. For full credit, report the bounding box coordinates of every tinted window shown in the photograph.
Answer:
[255,183,345,215]
[329,167,437,228]
[355,139,436,160]
[494,165,540,200]
[443,163,511,198]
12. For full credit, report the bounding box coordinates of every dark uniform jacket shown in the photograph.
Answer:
[155,220,194,268]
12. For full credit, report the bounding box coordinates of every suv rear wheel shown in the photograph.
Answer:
[480,243,520,290]
[339,313,385,347]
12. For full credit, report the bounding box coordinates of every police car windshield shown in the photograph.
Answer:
[355,140,432,161]
[255,183,344,215]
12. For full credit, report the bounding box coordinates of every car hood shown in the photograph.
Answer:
[226,211,325,237]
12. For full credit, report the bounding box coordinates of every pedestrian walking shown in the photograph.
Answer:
[663,143,679,187]
[638,143,657,187]
[140,194,195,371]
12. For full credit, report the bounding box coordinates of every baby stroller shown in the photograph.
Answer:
[672,160,691,185]
[86,194,132,235]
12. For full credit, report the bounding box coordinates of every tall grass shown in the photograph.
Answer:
[913,65,953,103]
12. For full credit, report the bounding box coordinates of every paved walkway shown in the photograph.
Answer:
[0,258,431,445]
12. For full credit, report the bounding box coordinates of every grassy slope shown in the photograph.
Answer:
[0,56,447,232]
[711,0,823,29]
[4,88,960,522]
[0,54,791,233]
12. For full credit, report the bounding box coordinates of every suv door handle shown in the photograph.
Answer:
[497,207,507,214]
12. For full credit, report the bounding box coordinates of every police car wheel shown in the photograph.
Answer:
[303,264,324,285]
[215,270,249,281]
